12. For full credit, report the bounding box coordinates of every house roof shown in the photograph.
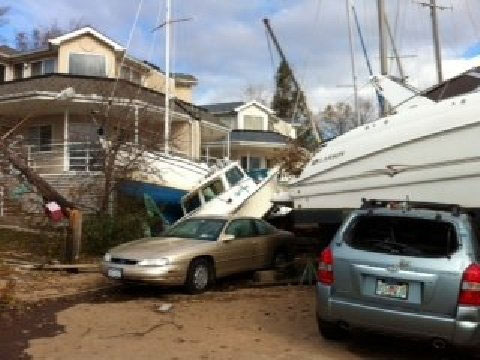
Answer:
[201,102,245,114]
[48,26,125,52]
[0,45,19,56]
[230,130,289,144]
[234,100,275,114]
[142,61,197,83]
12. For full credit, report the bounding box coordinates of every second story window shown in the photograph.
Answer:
[243,115,264,131]
[69,53,106,77]
[120,65,142,85]
[27,125,52,152]
[14,63,24,80]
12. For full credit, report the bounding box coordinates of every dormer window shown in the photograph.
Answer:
[69,53,106,77]
[243,115,264,130]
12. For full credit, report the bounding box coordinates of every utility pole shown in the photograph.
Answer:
[417,0,452,84]
[346,0,360,126]
[430,0,443,84]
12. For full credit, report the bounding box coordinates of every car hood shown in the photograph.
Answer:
[109,237,211,260]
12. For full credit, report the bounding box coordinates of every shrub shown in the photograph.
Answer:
[82,212,148,255]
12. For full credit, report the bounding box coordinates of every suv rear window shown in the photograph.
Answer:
[346,215,458,257]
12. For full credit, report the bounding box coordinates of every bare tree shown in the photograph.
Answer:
[15,19,87,50]
[318,98,375,139]
[243,84,271,106]
[0,6,9,29]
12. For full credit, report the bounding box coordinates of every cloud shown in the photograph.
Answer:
[3,0,480,112]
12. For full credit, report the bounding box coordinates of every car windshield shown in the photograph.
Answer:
[163,218,226,241]
[346,215,458,257]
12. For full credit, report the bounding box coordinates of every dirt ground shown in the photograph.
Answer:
[0,280,470,360]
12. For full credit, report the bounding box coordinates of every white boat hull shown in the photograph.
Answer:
[291,91,480,213]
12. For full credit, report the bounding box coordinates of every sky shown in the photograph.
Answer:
[2,0,480,112]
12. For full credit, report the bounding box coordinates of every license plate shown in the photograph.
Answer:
[107,268,122,279]
[375,279,408,299]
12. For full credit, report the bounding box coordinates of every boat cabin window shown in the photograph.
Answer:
[225,166,244,187]
[201,178,225,202]
[184,192,201,213]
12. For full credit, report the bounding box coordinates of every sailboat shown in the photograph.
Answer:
[289,0,480,224]
[112,0,281,223]
[111,0,218,223]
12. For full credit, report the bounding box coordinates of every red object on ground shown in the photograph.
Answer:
[45,201,64,222]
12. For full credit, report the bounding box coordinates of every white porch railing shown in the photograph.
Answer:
[8,141,104,175]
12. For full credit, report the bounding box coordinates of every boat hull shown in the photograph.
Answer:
[291,92,480,219]
[118,180,187,223]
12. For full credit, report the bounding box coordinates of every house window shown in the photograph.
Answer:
[0,64,5,83]
[28,125,52,152]
[249,157,261,170]
[131,70,141,85]
[69,53,106,77]
[31,61,43,76]
[120,65,130,80]
[32,59,56,76]
[243,115,264,130]
[44,59,56,74]
[241,156,248,170]
[14,63,24,80]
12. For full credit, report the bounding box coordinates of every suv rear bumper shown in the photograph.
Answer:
[316,283,480,349]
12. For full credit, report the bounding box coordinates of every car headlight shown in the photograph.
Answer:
[103,253,112,262]
[137,258,169,267]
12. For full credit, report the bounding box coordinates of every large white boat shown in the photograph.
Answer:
[290,68,480,223]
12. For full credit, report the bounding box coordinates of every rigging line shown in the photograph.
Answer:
[465,0,480,43]
[121,0,164,128]
[389,0,401,76]
[291,0,323,125]
[447,0,462,59]
[106,0,145,117]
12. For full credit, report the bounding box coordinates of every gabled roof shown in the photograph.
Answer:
[48,26,124,52]
[0,45,19,56]
[234,100,275,114]
[201,101,245,114]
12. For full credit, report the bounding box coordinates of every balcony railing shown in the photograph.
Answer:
[5,141,104,175]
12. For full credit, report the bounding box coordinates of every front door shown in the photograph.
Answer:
[216,219,256,275]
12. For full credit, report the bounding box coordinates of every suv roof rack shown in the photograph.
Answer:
[360,198,463,217]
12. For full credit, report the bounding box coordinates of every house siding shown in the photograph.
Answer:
[57,34,117,78]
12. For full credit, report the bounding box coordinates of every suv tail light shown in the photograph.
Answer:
[317,247,333,285]
[458,264,480,306]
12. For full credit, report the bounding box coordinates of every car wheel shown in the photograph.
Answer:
[185,258,212,294]
[317,317,348,341]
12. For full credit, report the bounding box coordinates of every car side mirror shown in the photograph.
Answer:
[220,234,235,243]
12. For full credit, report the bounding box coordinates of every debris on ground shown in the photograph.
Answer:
[155,303,174,313]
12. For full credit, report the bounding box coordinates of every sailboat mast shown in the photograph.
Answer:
[430,0,443,83]
[377,0,388,76]
[346,0,360,126]
[164,0,171,154]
